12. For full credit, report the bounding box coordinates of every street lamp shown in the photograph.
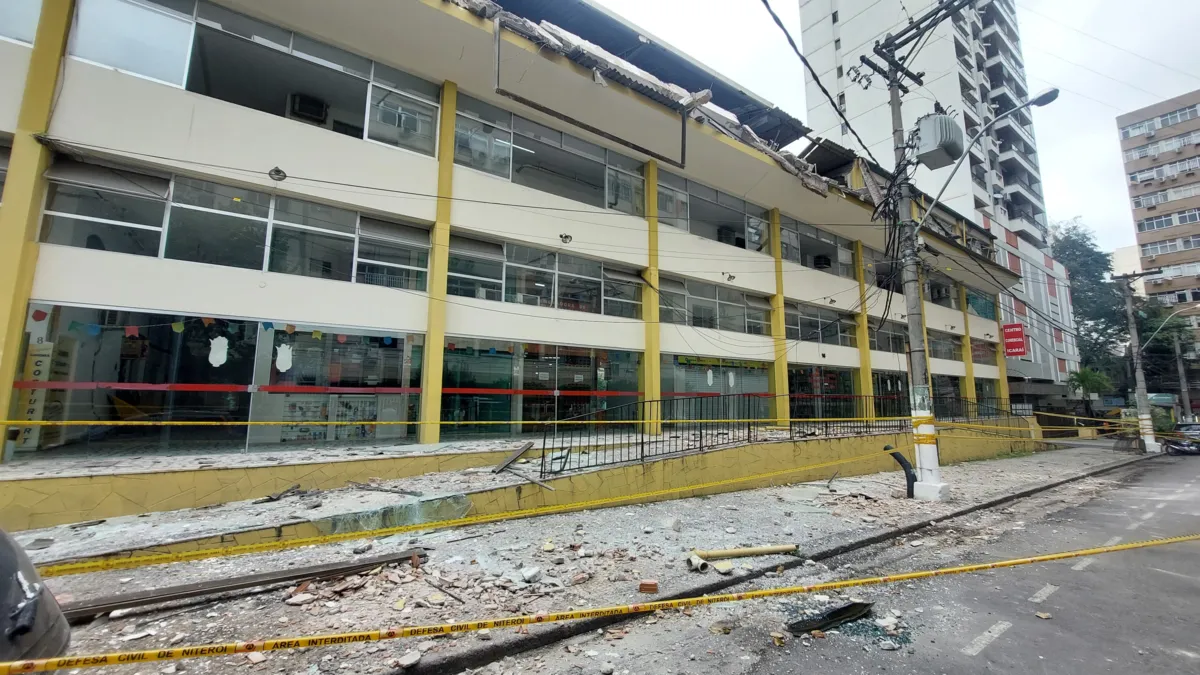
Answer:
[1139,305,1189,353]
[913,87,1060,233]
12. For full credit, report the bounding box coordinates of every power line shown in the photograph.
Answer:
[758,0,881,166]
[1014,1,1200,84]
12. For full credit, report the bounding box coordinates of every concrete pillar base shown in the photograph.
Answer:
[913,480,949,501]
[1144,439,1162,454]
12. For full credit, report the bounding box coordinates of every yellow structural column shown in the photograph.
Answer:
[416,81,459,444]
[993,294,1011,409]
[767,208,789,426]
[0,0,74,461]
[640,161,662,433]
[959,285,976,403]
[852,241,875,418]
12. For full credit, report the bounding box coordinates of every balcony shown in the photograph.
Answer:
[959,55,975,79]
[984,51,1026,87]
[999,141,1041,177]
[988,82,1019,110]
[1008,209,1047,244]
[955,19,970,41]
[961,85,979,107]
[994,116,1036,147]
[981,23,1023,65]
[1004,177,1045,214]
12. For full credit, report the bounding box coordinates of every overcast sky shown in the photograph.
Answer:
[590,0,1200,253]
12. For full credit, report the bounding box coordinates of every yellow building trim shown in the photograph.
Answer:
[994,294,1011,407]
[853,241,875,417]
[641,161,662,433]
[960,285,976,402]
[0,0,75,464]
[767,208,789,425]
[417,82,460,444]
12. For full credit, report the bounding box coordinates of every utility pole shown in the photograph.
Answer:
[1173,333,1191,422]
[860,0,971,500]
[1115,272,1160,452]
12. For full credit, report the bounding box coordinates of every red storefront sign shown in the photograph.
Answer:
[1002,323,1028,356]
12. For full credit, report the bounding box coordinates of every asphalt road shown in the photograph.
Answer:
[501,455,1200,675]
[754,454,1200,674]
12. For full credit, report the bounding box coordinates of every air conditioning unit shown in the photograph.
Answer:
[1152,279,1164,285]
[287,93,329,126]
[1148,129,1157,138]
[516,293,542,306]
[1176,146,1185,153]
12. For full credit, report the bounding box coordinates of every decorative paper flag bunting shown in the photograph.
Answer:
[312,330,323,340]
[383,337,393,345]
[336,334,346,343]
[31,310,48,322]
[171,321,185,333]
[285,324,295,334]
[262,321,274,331]
[124,326,138,337]
[68,321,83,332]
[86,324,102,336]
[201,317,215,327]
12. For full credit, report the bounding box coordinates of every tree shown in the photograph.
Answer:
[1050,219,1127,378]
[1067,367,1112,418]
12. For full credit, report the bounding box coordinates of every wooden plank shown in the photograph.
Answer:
[492,441,535,473]
[60,548,427,622]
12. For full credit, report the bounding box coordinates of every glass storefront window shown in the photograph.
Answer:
[788,365,857,418]
[13,303,427,457]
[14,303,257,456]
[249,327,423,446]
[661,354,771,421]
[872,371,910,417]
[441,338,641,439]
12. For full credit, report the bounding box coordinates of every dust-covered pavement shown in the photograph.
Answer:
[38,445,1149,675]
[492,456,1198,675]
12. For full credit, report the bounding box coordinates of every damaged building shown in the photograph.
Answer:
[0,0,1016,459]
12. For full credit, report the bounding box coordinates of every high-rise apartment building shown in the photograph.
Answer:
[800,0,1081,410]
[1119,90,1200,332]
[0,0,1015,458]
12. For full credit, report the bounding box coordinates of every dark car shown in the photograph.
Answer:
[1,528,70,662]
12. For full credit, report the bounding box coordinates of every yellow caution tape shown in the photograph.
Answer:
[8,533,1199,674]
[37,446,916,578]
[0,417,915,427]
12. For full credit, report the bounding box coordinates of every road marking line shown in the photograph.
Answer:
[1142,511,1156,520]
[1151,567,1200,583]
[1104,536,1124,546]
[961,621,1013,656]
[1126,522,1141,530]
[1072,558,1094,571]
[1028,584,1058,603]
[1157,503,1168,509]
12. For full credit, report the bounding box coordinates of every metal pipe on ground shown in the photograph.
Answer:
[692,545,799,561]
